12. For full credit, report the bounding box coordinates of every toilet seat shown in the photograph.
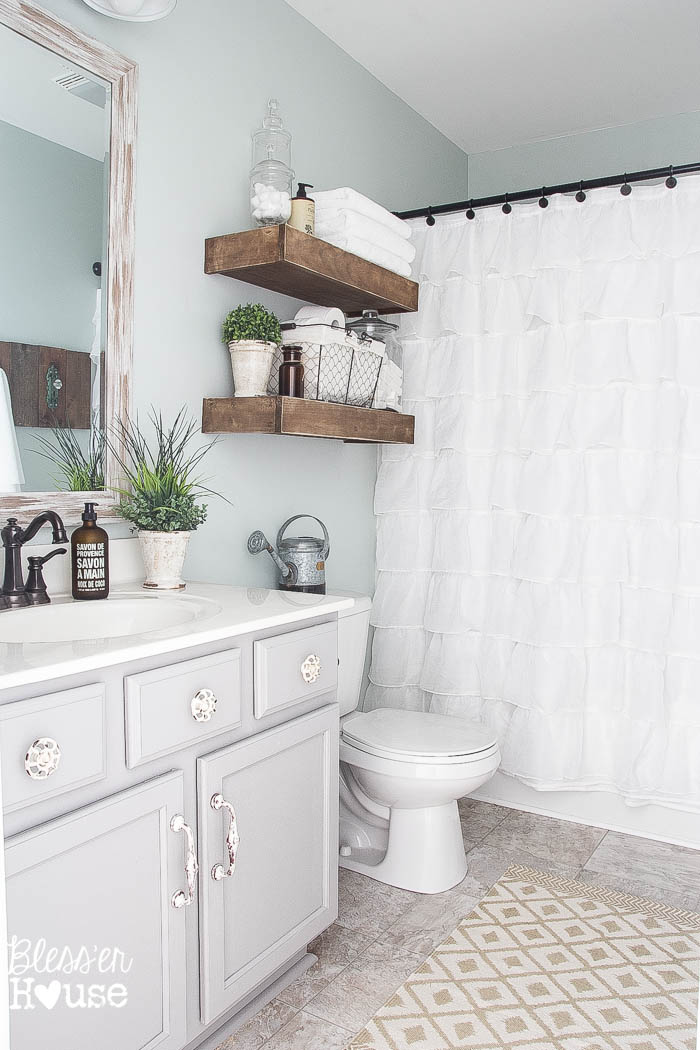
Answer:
[342,708,498,765]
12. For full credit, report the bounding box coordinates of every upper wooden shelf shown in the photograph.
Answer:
[204,224,419,315]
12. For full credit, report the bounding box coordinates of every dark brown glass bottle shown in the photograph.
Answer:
[279,346,304,397]
[71,502,109,600]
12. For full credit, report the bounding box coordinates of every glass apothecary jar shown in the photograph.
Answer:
[250,99,294,227]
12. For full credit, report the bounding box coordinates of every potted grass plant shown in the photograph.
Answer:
[222,302,281,397]
[109,409,221,590]
[33,424,105,491]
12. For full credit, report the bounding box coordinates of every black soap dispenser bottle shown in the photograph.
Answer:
[71,502,109,600]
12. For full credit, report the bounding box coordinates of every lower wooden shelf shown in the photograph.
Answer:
[202,396,415,444]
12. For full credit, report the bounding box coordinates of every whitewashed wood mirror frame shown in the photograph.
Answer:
[0,0,136,523]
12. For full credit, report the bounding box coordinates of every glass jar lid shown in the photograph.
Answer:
[252,98,292,168]
[346,309,399,342]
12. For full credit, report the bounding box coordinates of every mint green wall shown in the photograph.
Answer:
[468,111,700,198]
[37,0,469,592]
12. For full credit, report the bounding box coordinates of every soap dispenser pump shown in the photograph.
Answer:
[71,502,109,601]
[289,182,315,235]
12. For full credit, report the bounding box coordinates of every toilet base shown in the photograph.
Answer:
[339,800,467,894]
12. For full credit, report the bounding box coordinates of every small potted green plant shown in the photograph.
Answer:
[109,409,221,590]
[222,302,281,397]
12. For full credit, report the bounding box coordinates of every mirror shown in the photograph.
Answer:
[0,0,136,523]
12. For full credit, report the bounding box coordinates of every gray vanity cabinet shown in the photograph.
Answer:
[197,704,338,1024]
[0,614,341,1050]
[5,771,187,1050]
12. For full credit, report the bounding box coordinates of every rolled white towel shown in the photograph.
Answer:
[313,188,410,240]
[315,211,416,265]
[320,232,412,278]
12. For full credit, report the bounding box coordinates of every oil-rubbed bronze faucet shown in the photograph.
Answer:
[1,512,69,611]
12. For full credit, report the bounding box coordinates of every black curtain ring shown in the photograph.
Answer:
[502,192,512,215]
[426,206,436,227]
[466,200,476,220]
[666,165,677,189]
[620,174,632,196]
[575,181,586,203]
[538,187,548,208]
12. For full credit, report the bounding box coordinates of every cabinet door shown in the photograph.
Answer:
[5,772,187,1050]
[198,705,338,1023]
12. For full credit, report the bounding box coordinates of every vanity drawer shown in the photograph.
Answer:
[254,620,337,718]
[125,648,242,767]
[0,683,106,813]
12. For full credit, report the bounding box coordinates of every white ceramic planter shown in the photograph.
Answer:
[138,530,191,590]
[228,340,276,397]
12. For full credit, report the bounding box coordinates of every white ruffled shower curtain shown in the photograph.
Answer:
[367,174,700,811]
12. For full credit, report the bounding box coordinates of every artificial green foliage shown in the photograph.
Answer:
[108,408,222,533]
[118,493,207,533]
[33,423,105,491]
[222,303,281,344]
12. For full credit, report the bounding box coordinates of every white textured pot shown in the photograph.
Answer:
[138,530,191,590]
[228,340,276,397]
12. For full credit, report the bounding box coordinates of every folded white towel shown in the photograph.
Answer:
[313,188,410,240]
[320,232,412,278]
[315,211,416,265]
[0,368,25,492]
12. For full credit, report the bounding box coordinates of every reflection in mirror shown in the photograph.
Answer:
[0,22,111,493]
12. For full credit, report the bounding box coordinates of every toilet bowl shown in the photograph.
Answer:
[336,596,501,894]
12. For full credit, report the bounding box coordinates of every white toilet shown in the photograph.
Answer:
[337,595,501,894]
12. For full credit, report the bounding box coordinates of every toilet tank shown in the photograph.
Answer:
[335,593,372,716]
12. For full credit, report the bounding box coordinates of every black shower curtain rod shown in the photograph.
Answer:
[395,161,700,223]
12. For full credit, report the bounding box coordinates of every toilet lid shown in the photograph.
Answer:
[342,709,498,762]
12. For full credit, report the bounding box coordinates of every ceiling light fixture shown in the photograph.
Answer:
[81,0,176,22]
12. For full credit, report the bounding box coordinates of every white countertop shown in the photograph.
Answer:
[0,583,355,692]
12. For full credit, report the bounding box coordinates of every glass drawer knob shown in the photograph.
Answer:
[301,654,321,684]
[25,738,61,779]
[191,688,217,722]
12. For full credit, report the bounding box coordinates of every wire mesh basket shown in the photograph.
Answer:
[267,341,384,408]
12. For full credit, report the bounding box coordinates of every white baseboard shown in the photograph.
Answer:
[473,772,700,851]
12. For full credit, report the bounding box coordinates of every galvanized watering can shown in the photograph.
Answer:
[247,514,330,594]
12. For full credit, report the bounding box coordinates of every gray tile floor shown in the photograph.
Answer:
[220,800,700,1049]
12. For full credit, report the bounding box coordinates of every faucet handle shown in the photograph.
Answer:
[25,548,67,606]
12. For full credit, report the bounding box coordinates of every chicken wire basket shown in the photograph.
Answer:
[267,340,384,408]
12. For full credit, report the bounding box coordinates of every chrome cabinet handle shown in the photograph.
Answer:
[191,688,217,722]
[170,814,198,909]
[25,738,61,779]
[210,792,240,881]
[301,653,322,684]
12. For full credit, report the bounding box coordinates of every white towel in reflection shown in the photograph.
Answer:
[90,288,102,427]
[0,368,24,492]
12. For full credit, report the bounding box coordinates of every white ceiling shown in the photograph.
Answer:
[285,0,700,154]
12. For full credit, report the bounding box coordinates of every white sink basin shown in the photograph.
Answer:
[0,593,220,644]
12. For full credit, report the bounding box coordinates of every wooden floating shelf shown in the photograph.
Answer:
[204,224,419,315]
[202,396,415,445]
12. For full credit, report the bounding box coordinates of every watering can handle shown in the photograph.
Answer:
[276,515,330,561]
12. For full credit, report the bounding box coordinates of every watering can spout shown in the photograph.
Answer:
[247,530,293,580]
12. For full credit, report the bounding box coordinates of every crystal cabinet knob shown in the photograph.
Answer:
[301,654,321,684]
[191,689,217,722]
[25,738,61,779]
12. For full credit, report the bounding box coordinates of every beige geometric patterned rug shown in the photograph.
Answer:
[347,865,700,1050]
